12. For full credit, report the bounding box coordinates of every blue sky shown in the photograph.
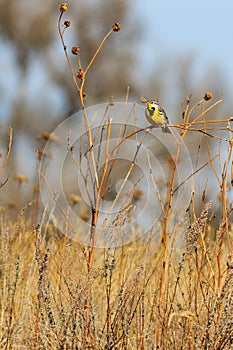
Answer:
[132,1,233,201]
[134,0,233,91]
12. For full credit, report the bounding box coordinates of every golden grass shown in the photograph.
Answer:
[0,4,232,349]
[0,210,232,349]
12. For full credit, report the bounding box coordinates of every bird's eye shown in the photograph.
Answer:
[152,107,155,110]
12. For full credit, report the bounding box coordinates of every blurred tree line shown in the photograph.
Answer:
[0,0,231,209]
[0,0,141,205]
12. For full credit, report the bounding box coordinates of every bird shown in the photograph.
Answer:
[142,97,171,133]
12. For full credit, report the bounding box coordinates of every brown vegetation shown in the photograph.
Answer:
[0,2,232,349]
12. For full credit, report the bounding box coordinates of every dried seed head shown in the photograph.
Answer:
[76,69,84,80]
[37,131,50,141]
[69,193,82,205]
[37,131,58,142]
[203,92,213,101]
[59,3,68,12]
[14,174,29,184]
[36,148,51,161]
[64,20,71,27]
[112,22,121,32]
[132,188,143,202]
[7,201,17,209]
[71,46,80,55]
[80,211,91,222]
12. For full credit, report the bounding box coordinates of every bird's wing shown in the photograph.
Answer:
[158,106,169,124]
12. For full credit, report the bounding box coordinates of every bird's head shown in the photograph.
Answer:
[146,100,158,111]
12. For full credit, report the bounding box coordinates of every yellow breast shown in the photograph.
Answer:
[145,107,163,126]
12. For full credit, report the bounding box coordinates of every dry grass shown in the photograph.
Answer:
[0,3,233,349]
[0,206,232,349]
